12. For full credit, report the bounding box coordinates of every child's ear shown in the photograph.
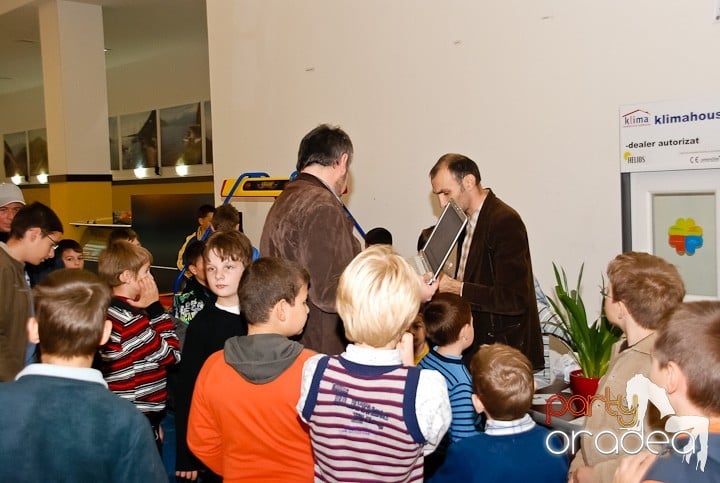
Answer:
[24,227,42,243]
[664,361,684,395]
[471,393,485,414]
[118,269,133,284]
[26,317,40,344]
[274,299,288,322]
[99,320,112,346]
[187,264,199,277]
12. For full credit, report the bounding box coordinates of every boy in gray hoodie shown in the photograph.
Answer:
[187,257,315,481]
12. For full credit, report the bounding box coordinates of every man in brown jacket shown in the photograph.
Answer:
[429,153,544,370]
[260,124,361,355]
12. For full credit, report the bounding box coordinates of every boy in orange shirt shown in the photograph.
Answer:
[187,257,314,481]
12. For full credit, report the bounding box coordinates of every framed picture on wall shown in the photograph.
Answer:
[160,103,202,167]
[3,131,28,179]
[204,101,213,164]
[629,169,720,299]
[120,110,158,170]
[109,117,120,171]
[28,128,48,176]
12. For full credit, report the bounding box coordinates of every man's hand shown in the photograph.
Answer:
[613,452,656,483]
[438,273,462,295]
[419,273,439,301]
[127,275,160,309]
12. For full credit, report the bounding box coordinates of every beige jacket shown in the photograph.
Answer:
[569,333,662,483]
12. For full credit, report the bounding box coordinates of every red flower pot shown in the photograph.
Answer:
[569,369,600,409]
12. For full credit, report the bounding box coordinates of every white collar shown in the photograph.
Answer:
[484,413,536,436]
[342,343,402,366]
[16,363,108,388]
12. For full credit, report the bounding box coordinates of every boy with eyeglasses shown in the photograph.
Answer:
[0,201,63,381]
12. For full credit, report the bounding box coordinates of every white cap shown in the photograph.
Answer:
[0,183,26,208]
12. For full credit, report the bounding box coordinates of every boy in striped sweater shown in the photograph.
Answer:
[298,245,452,482]
[97,241,181,449]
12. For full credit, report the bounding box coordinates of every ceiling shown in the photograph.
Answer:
[0,0,208,96]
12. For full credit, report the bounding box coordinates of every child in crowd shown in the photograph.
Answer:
[614,301,720,483]
[173,240,215,325]
[430,343,569,482]
[56,239,84,269]
[96,240,181,448]
[188,257,315,481]
[0,269,166,482]
[298,245,452,482]
[570,252,685,483]
[0,201,63,381]
[176,203,215,271]
[107,227,140,246]
[174,229,253,481]
[420,293,481,442]
[364,226,393,248]
[410,313,430,365]
[211,204,241,232]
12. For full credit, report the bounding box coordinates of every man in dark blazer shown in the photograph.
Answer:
[429,153,544,370]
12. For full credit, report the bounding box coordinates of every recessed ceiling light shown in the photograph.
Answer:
[104,48,112,52]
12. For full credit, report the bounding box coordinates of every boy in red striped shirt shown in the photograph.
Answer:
[97,240,181,449]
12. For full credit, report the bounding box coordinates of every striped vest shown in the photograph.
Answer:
[301,356,425,482]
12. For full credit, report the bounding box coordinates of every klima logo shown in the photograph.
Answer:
[622,109,652,127]
[545,374,710,472]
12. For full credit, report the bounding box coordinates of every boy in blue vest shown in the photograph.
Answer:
[0,269,166,481]
[297,245,452,482]
[430,343,569,482]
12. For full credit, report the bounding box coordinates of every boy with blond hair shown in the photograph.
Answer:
[430,343,569,482]
[188,257,315,481]
[615,301,720,483]
[175,229,253,480]
[97,240,181,447]
[0,269,166,481]
[298,245,452,482]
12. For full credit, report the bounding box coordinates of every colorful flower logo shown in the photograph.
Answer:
[668,218,703,256]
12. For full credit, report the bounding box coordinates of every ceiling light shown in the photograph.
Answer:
[37,173,48,184]
[11,174,22,185]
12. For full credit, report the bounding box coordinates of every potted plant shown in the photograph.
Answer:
[546,263,623,400]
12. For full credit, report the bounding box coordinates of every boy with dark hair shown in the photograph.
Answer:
[56,238,84,269]
[365,226,393,248]
[0,201,63,381]
[420,293,481,442]
[173,240,215,325]
[175,229,253,480]
[615,301,720,483]
[176,203,215,271]
[0,269,166,482]
[188,257,315,480]
[107,227,140,246]
[97,240,181,447]
[430,343,569,482]
[298,245,451,482]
